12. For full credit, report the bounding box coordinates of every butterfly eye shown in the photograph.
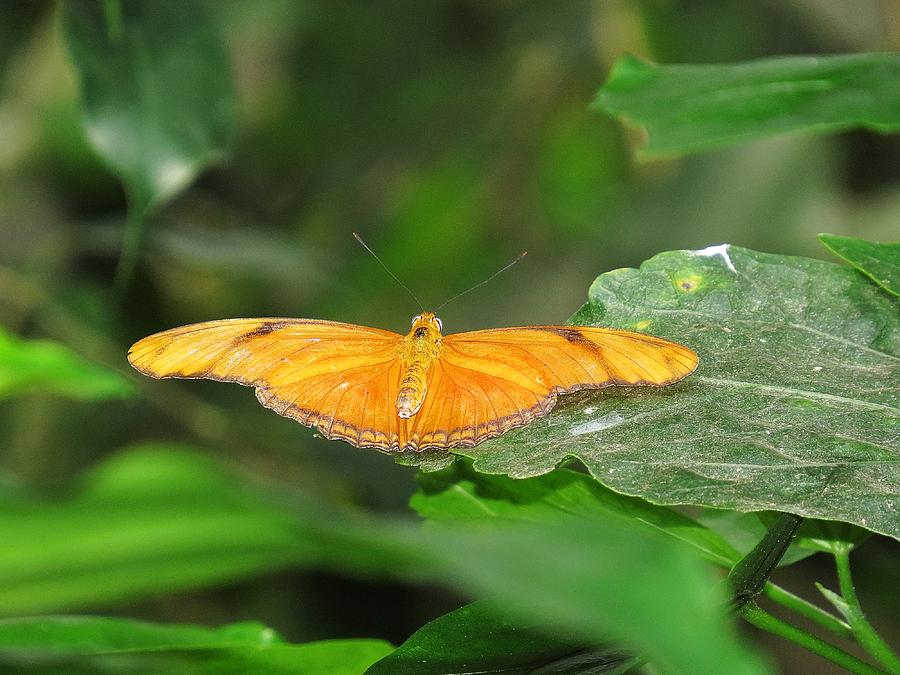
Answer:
[435,317,443,331]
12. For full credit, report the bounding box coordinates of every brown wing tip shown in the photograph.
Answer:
[672,344,700,381]
[638,342,698,387]
[127,355,166,379]
[126,336,178,379]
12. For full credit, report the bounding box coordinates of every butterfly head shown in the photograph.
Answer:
[410,312,443,337]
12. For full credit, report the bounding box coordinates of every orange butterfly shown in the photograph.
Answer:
[128,312,698,452]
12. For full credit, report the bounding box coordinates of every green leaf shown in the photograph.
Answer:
[0,615,392,674]
[594,53,900,157]
[63,0,233,213]
[366,599,636,675]
[815,583,853,624]
[63,0,234,285]
[412,461,741,567]
[794,520,871,555]
[0,444,319,614]
[819,233,900,298]
[405,245,900,541]
[0,326,133,400]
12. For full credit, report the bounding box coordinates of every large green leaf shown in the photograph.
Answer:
[594,53,900,157]
[366,599,635,675]
[0,615,391,674]
[0,445,319,614]
[0,326,133,400]
[63,0,234,284]
[404,245,900,541]
[412,461,740,567]
[819,233,900,298]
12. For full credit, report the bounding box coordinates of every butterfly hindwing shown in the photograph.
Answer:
[257,358,408,450]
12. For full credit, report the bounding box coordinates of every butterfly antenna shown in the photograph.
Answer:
[436,250,527,311]
[353,232,425,311]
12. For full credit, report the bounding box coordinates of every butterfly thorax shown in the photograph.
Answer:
[396,313,443,418]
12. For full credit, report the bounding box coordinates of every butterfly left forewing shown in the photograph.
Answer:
[406,325,697,450]
[128,318,410,450]
[128,318,402,381]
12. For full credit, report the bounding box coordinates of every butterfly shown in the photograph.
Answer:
[128,312,698,453]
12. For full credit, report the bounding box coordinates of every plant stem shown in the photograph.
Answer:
[742,604,883,675]
[113,197,146,297]
[764,582,852,639]
[728,512,803,610]
[834,548,900,674]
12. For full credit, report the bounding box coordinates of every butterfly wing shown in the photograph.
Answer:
[128,318,409,450]
[406,326,698,450]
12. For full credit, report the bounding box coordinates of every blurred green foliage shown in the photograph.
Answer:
[0,327,132,400]
[1,1,898,673]
[63,0,234,288]
[595,53,900,156]
[0,616,392,674]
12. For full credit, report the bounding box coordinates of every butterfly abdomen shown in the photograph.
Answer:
[396,314,443,419]
[396,361,428,418]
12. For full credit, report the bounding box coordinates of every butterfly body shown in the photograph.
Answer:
[396,312,443,418]
[129,314,698,453]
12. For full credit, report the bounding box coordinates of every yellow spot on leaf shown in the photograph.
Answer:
[674,274,703,292]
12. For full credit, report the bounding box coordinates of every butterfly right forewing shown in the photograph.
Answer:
[405,325,698,450]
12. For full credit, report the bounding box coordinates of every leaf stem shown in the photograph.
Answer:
[742,604,883,675]
[113,198,145,297]
[834,547,900,673]
[727,512,803,610]
[764,582,852,639]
